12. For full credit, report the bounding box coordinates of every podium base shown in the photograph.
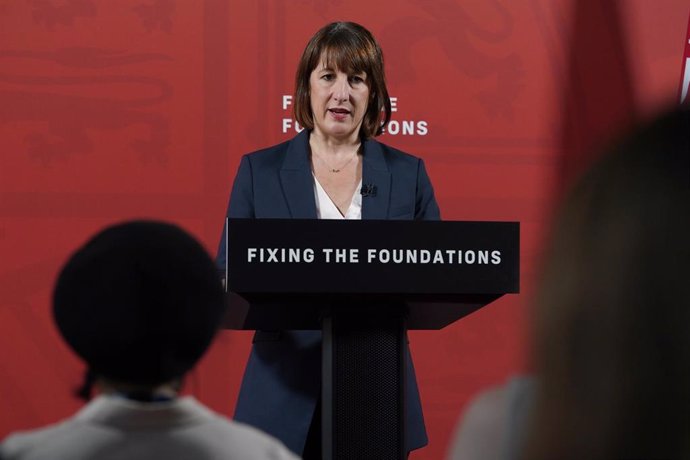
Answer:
[322,314,406,460]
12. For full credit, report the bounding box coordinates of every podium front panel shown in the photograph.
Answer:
[226,218,518,295]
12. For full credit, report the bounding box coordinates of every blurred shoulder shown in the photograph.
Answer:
[0,420,79,460]
[447,385,509,460]
[211,419,300,460]
[447,376,536,460]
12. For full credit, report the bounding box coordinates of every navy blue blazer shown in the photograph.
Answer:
[217,129,440,455]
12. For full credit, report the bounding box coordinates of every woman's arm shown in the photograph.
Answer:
[415,158,441,221]
[216,155,255,269]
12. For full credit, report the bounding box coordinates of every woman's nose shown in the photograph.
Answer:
[332,76,349,102]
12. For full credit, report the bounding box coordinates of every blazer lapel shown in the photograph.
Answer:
[361,139,391,220]
[280,130,318,219]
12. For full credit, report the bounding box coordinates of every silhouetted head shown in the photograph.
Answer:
[53,220,227,389]
[525,107,690,459]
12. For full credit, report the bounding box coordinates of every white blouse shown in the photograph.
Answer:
[313,174,362,220]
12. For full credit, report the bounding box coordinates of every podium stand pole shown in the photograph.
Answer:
[322,311,406,460]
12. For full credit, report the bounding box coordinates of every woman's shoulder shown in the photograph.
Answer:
[242,131,308,169]
[238,140,292,175]
[244,139,291,162]
[366,138,423,167]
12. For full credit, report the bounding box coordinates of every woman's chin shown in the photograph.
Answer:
[315,124,360,141]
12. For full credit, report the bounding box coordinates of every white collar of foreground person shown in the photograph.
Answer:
[0,394,300,460]
[74,394,226,428]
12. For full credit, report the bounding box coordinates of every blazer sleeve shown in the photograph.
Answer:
[415,158,441,221]
[216,155,254,269]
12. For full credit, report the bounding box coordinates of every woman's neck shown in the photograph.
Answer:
[309,129,361,156]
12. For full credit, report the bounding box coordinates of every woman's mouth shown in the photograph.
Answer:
[328,108,351,121]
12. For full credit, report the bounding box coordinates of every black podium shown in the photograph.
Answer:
[223,219,519,460]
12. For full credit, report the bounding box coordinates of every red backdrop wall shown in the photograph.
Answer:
[1,1,687,458]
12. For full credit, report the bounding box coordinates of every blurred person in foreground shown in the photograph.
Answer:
[447,107,690,460]
[217,21,438,457]
[0,221,299,460]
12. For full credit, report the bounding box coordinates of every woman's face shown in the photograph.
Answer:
[309,58,369,142]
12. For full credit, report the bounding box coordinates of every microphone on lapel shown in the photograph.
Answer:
[361,184,377,197]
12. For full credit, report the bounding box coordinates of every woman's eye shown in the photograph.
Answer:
[321,74,334,81]
[350,75,365,84]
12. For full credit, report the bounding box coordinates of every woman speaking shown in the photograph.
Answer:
[217,21,440,458]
